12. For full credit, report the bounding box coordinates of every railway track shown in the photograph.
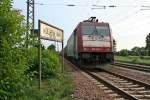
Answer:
[112,62,150,73]
[84,68,150,100]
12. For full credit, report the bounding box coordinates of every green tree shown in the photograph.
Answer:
[113,39,116,52]
[131,47,141,56]
[130,46,147,57]
[48,44,56,51]
[146,33,150,56]
[139,47,147,56]
[117,49,129,56]
[0,0,29,99]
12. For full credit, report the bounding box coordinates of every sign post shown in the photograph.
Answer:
[38,20,64,89]
[62,41,64,72]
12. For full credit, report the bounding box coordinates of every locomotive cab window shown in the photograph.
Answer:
[82,25,110,36]
[96,26,110,36]
[82,26,95,35]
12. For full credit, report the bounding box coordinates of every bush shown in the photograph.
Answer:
[20,72,74,100]
[42,49,61,78]
[0,48,30,99]
[23,48,62,79]
[0,0,30,98]
[0,0,73,99]
[24,48,38,78]
[0,46,64,99]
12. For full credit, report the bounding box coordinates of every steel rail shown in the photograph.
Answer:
[84,70,139,100]
[103,68,150,89]
[112,62,150,73]
[65,59,150,99]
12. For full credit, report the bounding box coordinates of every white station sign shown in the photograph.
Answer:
[39,20,63,42]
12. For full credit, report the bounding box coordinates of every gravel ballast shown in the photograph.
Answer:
[64,59,114,100]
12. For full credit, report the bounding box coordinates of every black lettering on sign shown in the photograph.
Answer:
[43,27,62,41]
[43,28,48,35]
[57,32,61,37]
[43,27,55,39]
[48,29,54,39]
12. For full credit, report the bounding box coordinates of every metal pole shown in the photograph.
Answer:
[32,0,35,30]
[26,0,35,47]
[26,0,29,48]
[32,0,35,46]
[38,20,41,89]
[62,41,64,72]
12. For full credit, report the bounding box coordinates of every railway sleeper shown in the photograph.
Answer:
[114,98,126,100]
[133,94,150,99]
[120,84,139,87]
[104,90,114,94]
[116,80,128,83]
[143,95,150,98]
[138,91,150,94]
[119,82,134,85]
[101,86,109,89]
[90,72,139,99]
[120,87,145,91]
[108,93,121,98]
[117,85,139,88]
[130,87,145,90]
[133,94,147,98]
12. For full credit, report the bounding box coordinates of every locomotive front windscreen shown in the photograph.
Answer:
[82,25,111,48]
[82,25,110,36]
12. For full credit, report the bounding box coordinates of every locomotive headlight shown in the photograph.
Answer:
[84,47,87,51]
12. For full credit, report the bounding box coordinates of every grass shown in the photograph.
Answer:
[115,56,150,65]
[20,71,74,100]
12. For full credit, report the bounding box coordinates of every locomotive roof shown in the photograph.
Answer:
[72,21,110,33]
[81,21,109,26]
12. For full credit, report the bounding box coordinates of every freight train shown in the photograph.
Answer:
[64,17,114,65]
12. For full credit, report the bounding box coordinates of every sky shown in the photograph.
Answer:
[13,0,150,51]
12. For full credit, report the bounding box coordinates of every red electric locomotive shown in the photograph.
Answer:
[65,17,114,65]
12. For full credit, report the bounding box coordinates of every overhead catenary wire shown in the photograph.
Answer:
[116,14,150,33]
[90,4,141,25]
[34,2,94,7]
[33,2,149,8]
[140,5,150,10]
[33,1,150,32]
[112,13,150,38]
[81,0,91,19]
[114,7,150,26]
[112,9,141,25]
[96,0,100,4]
[106,4,150,26]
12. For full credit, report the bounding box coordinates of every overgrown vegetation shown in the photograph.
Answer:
[115,56,150,65]
[21,49,74,100]
[115,33,150,64]
[115,45,150,64]
[21,72,73,100]
[116,32,150,57]
[116,47,148,57]
[0,0,73,99]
